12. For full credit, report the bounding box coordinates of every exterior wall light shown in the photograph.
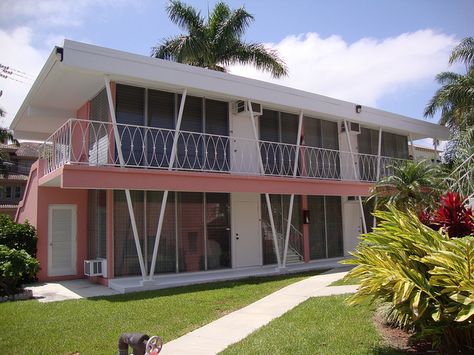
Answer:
[355,104,362,113]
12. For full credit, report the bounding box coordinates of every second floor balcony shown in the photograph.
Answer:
[40,118,406,184]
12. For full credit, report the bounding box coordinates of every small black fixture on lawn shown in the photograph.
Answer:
[355,104,362,114]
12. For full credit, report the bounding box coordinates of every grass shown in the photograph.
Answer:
[0,270,324,354]
[221,294,403,355]
[329,276,361,286]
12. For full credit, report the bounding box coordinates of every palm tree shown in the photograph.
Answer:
[370,160,446,212]
[424,37,474,162]
[0,127,19,178]
[152,1,287,78]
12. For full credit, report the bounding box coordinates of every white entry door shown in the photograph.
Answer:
[230,113,260,174]
[232,199,262,268]
[48,205,77,277]
[342,199,361,256]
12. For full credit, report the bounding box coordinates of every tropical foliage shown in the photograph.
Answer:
[0,245,39,296]
[369,159,446,212]
[424,37,474,163]
[419,192,474,238]
[152,0,287,78]
[344,207,474,351]
[0,127,19,178]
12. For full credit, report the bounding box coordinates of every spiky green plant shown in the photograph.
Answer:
[370,159,446,212]
[343,207,474,351]
[152,1,287,78]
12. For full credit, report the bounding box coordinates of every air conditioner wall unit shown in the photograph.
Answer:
[84,258,107,277]
[233,100,263,116]
[340,121,361,135]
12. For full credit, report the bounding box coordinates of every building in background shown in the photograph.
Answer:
[0,142,40,218]
[11,40,448,291]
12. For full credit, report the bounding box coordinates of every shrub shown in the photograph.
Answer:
[0,245,39,296]
[343,207,474,352]
[419,191,474,238]
[0,215,37,257]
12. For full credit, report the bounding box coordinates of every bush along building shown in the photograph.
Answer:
[11,40,448,292]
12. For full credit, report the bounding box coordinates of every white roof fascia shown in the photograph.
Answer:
[15,40,450,141]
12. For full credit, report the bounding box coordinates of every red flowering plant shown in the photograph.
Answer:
[418,192,474,238]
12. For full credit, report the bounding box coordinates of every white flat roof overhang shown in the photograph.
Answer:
[11,40,449,141]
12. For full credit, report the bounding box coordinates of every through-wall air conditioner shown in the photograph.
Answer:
[340,122,361,134]
[233,100,263,116]
[84,259,107,277]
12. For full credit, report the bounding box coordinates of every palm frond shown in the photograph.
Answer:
[449,37,474,70]
[166,0,204,32]
[215,5,253,42]
[226,42,288,78]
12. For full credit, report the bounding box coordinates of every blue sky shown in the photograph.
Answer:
[0,0,472,144]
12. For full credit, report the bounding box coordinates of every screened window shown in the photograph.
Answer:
[261,194,303,265]
[116,84,145,166]
[303,117,340,178]
[308,196,343,260]
[88,190,107,259]
[205,99,229,171]
[259,109,298,175]
[206,193,231,269]
[89,89,109,166]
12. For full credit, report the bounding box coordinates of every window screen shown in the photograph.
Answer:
[205,99,229,171]
[206,193,231,269]
[88,190,107,259]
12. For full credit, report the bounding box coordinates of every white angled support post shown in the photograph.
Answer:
[373,127,383,228]
[149,89,187,280]
[248,100,282,268]
[343,119,367,234]
[282,110,303,267]
[104,76,147,279]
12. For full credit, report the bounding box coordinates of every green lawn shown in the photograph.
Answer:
[221,294,402,355]
[329,276,361,286]
[0,270,324,354]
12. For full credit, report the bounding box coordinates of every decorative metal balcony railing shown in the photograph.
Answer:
[40,118,406,182]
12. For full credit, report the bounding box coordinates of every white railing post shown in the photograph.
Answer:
[104,76,147,280]
[282,110,303,267]
[248,100,282,268]
[149,89,187,280]
[343,119,367,234]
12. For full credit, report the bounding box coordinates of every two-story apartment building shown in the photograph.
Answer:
[11,40,448,292]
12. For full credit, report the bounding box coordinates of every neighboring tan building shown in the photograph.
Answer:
[11,40,448,291]
[0,142,40,218]
[409,144,442,163]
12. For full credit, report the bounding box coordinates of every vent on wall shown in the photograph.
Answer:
[340,122,361,134]
[233,100,263,116]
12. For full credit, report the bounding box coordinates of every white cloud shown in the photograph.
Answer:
[229,30,457,107]
[0,0,139,28]
[0,27,47,127]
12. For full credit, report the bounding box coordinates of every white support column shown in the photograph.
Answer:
[149,89,187,279]
[282,110,303,267]
[104,76,147,279]
[343,120,367,234]
[248,100,282,268]
[409,134,417,160]
[373,127,383,228]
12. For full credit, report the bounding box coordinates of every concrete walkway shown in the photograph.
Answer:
[26,280,118,302]
[161,269,357,355]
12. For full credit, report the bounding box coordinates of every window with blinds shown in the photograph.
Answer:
[259,109,298,175]
[113,190,145,277]
[116,84,145,166]
[359,128,409,159]
[308,196,343,260]
[87,190,107,259]
[89,89,109,165]
[205,99,229,171]
[303,117,340,178]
